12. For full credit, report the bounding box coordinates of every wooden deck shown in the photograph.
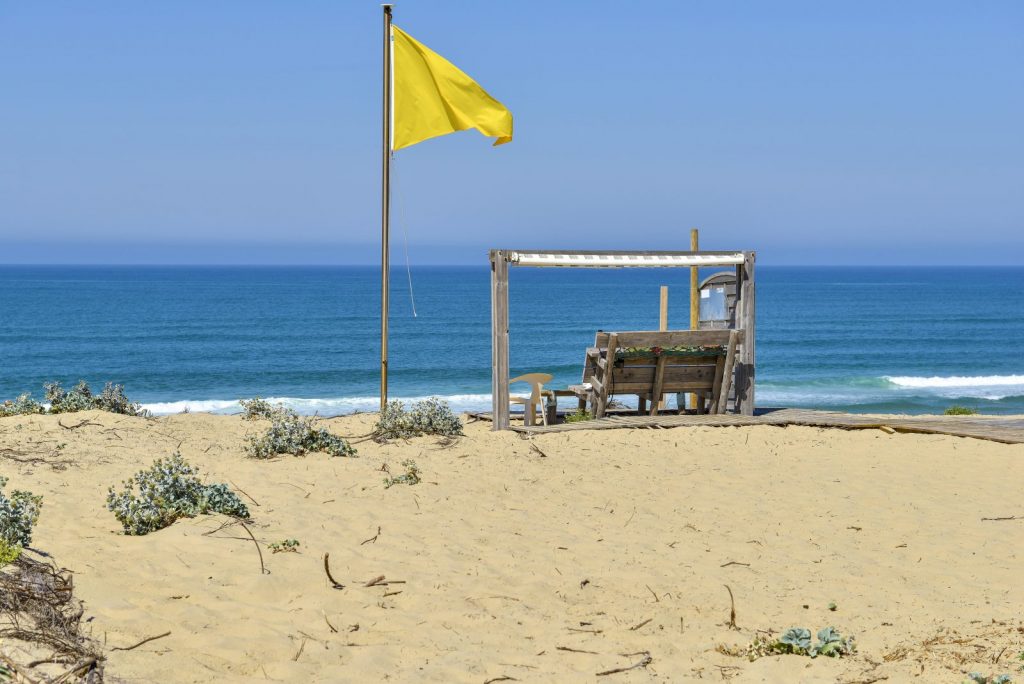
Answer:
[504,408,1024,444]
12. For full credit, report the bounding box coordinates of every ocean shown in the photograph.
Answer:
[2,265,1023,416]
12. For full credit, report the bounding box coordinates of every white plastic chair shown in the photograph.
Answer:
[509,373,553,426]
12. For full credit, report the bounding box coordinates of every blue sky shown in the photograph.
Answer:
[1,1,1021,265]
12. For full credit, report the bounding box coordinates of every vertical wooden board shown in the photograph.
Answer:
[737,253,756,415]
[649,355,668,416]
[491,251,511,430]
[718,329,739,415]
[710,356,725,413]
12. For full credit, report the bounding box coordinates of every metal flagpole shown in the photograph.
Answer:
[380,4,393,411]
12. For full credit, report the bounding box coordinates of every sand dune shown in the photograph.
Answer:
[1,410,1022,682]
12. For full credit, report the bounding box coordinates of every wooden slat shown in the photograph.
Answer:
[509,408,1024,445]
[717,329,739,415]
[648,355,668,416]
[606,330,734,348]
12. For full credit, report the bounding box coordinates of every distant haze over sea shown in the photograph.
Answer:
[2,265,1022,415]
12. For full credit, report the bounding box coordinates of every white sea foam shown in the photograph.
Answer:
[141,394,495,416]
[884,374,1024,388]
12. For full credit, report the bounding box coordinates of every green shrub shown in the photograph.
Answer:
[384,459,421,489]
[0,393,44,417]
[246,407,355,458]
[0,476,43,565]
[106,452,250,535]
[374,398,463,441]
[43,380,147,416]
[965,674,1013,684]
[564,408,592,423]
[239,397,281,420]
[723,626,855,661]
[944,405,979,416]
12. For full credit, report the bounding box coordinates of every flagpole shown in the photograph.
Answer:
[380,4,393,411]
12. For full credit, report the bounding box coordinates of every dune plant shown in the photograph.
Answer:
[239,397,281,420]
[374,398,462,441]
[965,675,1013,684]
[0,476,43,566]
[945,405,979,416]
[106,452,250,535]
[43,380,147,416]
[383,459,421,489]
[246,406,355,458]
[0,393,44,418]
[269,539,300,554]
[564,408,592,423]
[724,627,855,662]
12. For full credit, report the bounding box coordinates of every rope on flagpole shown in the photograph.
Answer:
[390,153,418,318]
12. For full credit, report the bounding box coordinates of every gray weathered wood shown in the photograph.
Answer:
[717,329,740,415]
[490,250,510,430]
[736,252,756,415]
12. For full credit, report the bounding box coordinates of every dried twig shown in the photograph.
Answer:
[291,637,306,662]
[556,646,599,655]
[720,561,751,568]
[724,585,738,630]
[323,612,338,633]
[58,419,98,430]
[323,554,344,589]
[483,677,518,684]
[228,480,259,507]
[360,526,381,545]
[596,651,652,676]
[111,631,171,652]
[364,575,387,587]
[981,516,1021,521]
[629,618,652,631]
[235,519,268,574]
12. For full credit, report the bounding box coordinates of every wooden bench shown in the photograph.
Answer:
[569,330,741,419]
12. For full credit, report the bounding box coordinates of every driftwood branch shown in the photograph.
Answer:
[235,519,268,574]
[111,631,171,652]
[596,651,652,676]
[323,554,344,589]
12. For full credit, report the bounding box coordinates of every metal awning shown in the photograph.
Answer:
[507,250,746,268]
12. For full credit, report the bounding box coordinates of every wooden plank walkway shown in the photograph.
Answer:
[506,408,1024,444]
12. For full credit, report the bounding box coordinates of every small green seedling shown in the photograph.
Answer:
[964,674,1013,684]
[269,539,300,554]
[724,626,856,662]
[828,601,837,611]
[564,409,592,423]
[384,460,421,489]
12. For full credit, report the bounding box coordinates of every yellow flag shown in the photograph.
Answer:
[391,25,513,151]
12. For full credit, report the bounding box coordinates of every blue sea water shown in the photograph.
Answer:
[1,265,1023,415]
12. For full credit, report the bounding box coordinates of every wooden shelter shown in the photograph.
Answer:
[489,249,756,430]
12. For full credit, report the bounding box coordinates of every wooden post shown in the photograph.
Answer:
[657,286,668,411]
[735,251,756,415]
[490,250,511,430]
[659,286,669,330]
[689,228,699,411]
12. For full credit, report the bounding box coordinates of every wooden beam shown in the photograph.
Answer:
[490,250,511,430]
[735,252,756,415]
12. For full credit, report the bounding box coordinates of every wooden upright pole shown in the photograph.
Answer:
[380,5,393,411]
[657,286,668,411]
[490,251,511,430]
[659,286,669,330]
[689,228,699,410]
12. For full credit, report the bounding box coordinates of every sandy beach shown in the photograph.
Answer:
[1,410,1022,682]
